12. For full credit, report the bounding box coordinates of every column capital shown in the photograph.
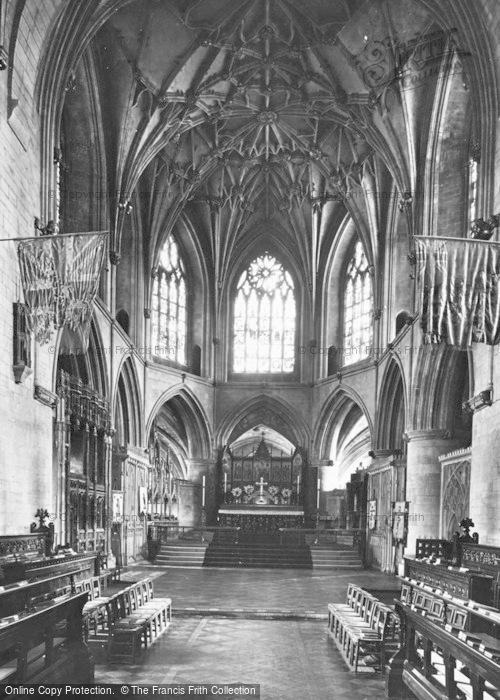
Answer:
[186,458,217,469]
[403,429,454,442]
[185,459,217,480]
[368,449,396,459]
[308,460,330,469]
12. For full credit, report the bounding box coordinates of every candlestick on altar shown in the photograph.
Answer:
[316,474,320,509]
[297,475,300,496]
[224,473,227,503]
[202,475,206,507]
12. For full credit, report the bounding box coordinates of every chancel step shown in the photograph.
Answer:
[203,540,312,569]
[156,543,208,567]
[310,547,363,570]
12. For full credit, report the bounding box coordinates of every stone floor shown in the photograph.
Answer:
[95,565,401,700]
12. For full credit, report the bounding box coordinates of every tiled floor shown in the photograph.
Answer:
[120,566,400,613]
[96,566,400,700]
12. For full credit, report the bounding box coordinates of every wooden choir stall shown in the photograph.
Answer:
[0,534,96,684]
[388,538,500,699]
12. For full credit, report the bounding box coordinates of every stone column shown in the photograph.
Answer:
[55,415,70,549]
[184,459,218,527]
[104,434,113,564]
[177,480,202,527]
[305,462,320,528]
[405,430,465,556]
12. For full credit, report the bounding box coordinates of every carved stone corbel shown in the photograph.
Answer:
[34,384,59,409]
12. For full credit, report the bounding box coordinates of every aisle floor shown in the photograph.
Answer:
[95,566,400,700]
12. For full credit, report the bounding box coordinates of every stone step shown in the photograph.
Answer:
[160,547,207,553]
[204,561,313,569]
[156,554,205,562]
[156,552,205,561]
[203,541,312,569]
[158,561,207,567]
[310,549,359,556]
[312,563,363,569]
[310,548,363,569]
[155,543,208,568]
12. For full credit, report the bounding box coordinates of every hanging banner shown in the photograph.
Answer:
[368,500,377,530]
[392,501,409,542]
[139,487,148,515]
[415,236,500,346]
[17,232,107,345]
[112,493,123,522]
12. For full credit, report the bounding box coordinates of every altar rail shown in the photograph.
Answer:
[279,528,365,554]
[148,524,240,545]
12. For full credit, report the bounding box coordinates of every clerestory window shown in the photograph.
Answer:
[233,253,295,373]
[343,241,373,366]
[152,235,187,365]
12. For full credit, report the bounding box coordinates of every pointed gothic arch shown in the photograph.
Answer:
[217,394,310,450]
[410,345,471,437]
[146,387,212,462]
[53,318,108,396]
[376,356,407,452]
[314,386,373,463]
[113,356,143,448]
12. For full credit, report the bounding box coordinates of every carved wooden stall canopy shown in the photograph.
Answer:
[56,370,113,553]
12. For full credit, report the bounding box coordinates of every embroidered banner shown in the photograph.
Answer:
[415,236,500,345]
[17,232,107,345]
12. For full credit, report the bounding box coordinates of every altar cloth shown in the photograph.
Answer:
[217,507,305,534]
[219,507,304,516]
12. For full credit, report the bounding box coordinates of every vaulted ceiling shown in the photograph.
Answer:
[64,0,476,291]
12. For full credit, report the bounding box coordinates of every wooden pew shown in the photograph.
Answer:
[84,577,172,664]
[328,584,396,673]
[78,572,126,638]
[0,592,93,684]
[108,578,172,663]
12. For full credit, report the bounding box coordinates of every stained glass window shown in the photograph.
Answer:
[343,241,373,365]
[152,235,187,365]
[233,253,295,373]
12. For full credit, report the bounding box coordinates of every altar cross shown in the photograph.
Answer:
[255,476,268,497]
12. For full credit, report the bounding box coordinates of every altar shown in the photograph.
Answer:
[218,437,305,534]
[218,505,305,534]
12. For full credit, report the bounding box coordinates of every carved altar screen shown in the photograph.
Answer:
[223,439,303,505]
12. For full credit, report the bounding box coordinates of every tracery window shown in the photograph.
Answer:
[343,241,373,366]
[152,235,187,365]
[233,253,295,373]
